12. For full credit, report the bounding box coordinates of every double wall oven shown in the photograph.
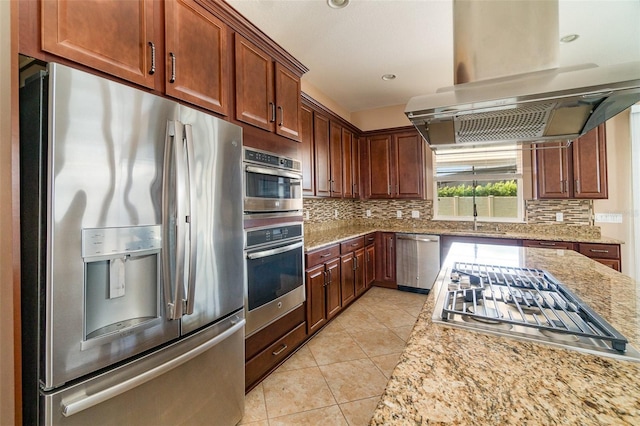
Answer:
[243,148,305,336]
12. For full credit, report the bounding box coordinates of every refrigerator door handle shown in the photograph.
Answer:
[183,124,197,315]
[61,319,246,418]
[162,121,186,320]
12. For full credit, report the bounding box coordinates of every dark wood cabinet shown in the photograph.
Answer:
[522,240,576,250]
[342,128,359,198]
[245,305,306,391]
[329,121,343,197]
[235,34,301,141]
[300,104,315,196]
[363,128,424,199]
[165,0,229,114]
[354,248,366,296]
[340,253,356,307]
[535,124,608,199]
[577,242,621,272]
[375,232,397,288]
[305,244,341,334]
[313,112,331,197]
[365,233,376,290]
[41,0,159,89]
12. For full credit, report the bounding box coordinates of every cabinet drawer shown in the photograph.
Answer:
[522,240,575,250]
[340,236,365,253]
[593,258,621,272]
[364,232,376,246]
[245,322,307,389]
[245,305,305,360]
[577,243,620,260]
[306,244,340,267]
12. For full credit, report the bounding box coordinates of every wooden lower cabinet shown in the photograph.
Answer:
[577,242,621,272]
[305,245,341,335]
[365,242,376,289]
[245,305,306,391]
[522,240,576,250]
[340,253,356,307]
[325,258,342,319]
[354,248,366,296]
[375,232,397,288]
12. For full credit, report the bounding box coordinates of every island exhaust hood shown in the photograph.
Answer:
[405,1,640,150]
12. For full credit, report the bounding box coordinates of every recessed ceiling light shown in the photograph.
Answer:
[560,34,579,43]
[327,0,349,9]
[381,74,396,81]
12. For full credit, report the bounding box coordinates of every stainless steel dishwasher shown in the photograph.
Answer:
[396,234,440,294]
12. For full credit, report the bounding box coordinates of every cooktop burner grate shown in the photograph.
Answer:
[441,262,629,353]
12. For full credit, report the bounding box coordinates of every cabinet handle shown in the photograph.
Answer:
[353,256,357,271]
[327,269,332,284]
[590,249,610,254]
[277,106,284,126]
[388,185,391,194]
[169,52,176,83]
[148,42,156,75]
[351,243,358,247]
[269,102,276,123]
[323,270,328,286]
[575,179,580,194]
[272,344,288,356]
[320,253,332,258]
[539,242,557,247]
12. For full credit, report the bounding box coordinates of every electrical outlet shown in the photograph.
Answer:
[334,209,338,219]
[396,210,402,219]
[366,209,371,217]
[411,210,420,218]
[556,212,563,222]
[305,210,309,220]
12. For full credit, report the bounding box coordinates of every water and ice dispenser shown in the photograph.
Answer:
[81,225,163,348]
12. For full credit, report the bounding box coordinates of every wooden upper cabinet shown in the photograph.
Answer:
[165,0,229,115]
[300,104,315,196]
[365,135,393,198]
[42,0,159,89]
[235,34,274,131]
[235,34,301,141]
[342,128,354,198]
[536,124,607,199]
[572,124,608,199]
[314,113,331,197]
[329,121,343,197]
[394,131,424,198]
[274,63,302,141]
[536,141,571,199]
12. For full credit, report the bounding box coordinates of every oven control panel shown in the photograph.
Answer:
[246,224,303,248]
[244,148,301,172]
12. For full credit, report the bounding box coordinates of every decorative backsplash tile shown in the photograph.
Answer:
[304,198,598,237]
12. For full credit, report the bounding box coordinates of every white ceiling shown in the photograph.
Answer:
[226,0,640,114]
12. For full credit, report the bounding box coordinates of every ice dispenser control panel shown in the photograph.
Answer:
[82,225,162,258]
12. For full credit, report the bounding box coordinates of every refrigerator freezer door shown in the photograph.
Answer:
[35,64,181,389]
[41,313,245,426]
[176,106,244,335]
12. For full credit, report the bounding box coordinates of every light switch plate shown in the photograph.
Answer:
[396,210,402,218]
[334,209,338,219]
[366,209,371,217]
[411,210,420,218]
[556,212,563,222]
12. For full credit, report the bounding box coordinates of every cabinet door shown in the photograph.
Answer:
[354,248,366,296]
[366,135,393,198]
[274,63,301,141]
[234,34,274,131]
[340,253,356,307]
[42,0,158,89]
[300,104,315,196]
[375,232,396,287]
[314,113,331,197]
[165,0,229,115]
[342,128,354,198]
[329,121,343,198]
[572,124,608,199]
[365,244,376,289]
[305,264,327,335]
[394,131,424,198]
[325,258,342,319]
[536,142,571,199]
[353,136,361,199]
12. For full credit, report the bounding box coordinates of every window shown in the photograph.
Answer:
[433,145,524,222]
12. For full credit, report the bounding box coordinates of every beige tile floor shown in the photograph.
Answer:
[240,287,429,426]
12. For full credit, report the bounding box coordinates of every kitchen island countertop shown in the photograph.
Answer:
[370,243,640,425]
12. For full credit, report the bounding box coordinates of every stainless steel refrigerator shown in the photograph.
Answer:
[20,63,245,425]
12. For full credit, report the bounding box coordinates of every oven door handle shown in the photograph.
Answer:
[247,241,304,260]
[245,164,302,180]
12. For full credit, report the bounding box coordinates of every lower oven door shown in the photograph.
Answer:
[244,165,303,213]
[245,239,305,336]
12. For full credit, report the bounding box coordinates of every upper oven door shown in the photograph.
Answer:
[244,164,303,213]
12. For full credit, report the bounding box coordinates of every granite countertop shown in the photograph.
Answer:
[304,224,623,252]
[370,244,640,425]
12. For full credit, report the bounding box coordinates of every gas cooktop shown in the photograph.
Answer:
[432,262,640,362]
